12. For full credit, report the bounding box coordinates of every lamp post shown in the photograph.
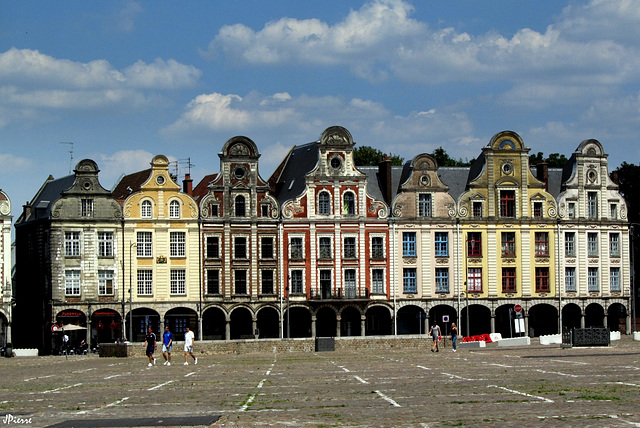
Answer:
[286,275,291,339]
[129,242,137,342]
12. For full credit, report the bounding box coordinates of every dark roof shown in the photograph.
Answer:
[192,173,218,202]
[18,174,76,223]
[111,168,151,203]
[272,142,319,205]
[438,167,470,200]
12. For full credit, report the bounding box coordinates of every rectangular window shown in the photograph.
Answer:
[98,231,113,257]
[81,199,93,217]
[502,268,516,293]
[535,267,550,292]
[234,270,247,294]
[565,232,575,257]
[65,270,81,296]
[467,268,482,292]
[568,202,576,218]
[65,231,80,257]
[403,232,416,257]
[533,201,543,218]
[206,270,219,294]
[610,267,621,292]
[170,269,186,295]
[290,237,303,260]
[137,270,153,295]
[588,232,599,257]
[261,205,269,217]
[170,232,185,257]
[535,232,549,257]
[609,233,620,257]
[403,268,417,294]
[261,270,274,294]
[319,270,332,298]
[261,237,274,259]
[344,269,356,298]
[137,232,152,257]
[418,193,432,217]
[588,267,599,292]
[98,270,114,295]
[435,268,449,293]
[610,203,618,219]
[588,192,598,219]
[290,270,303,294]
[344,237,356,259]
[206,236,219,258]
[501,232,516,257]
[371,237,384,259]
[472,201,482,217]
[234,237,247,259]
[500,190,515,217]
[467,232,482,257]
[435,232,448,257]
[371,269,384,294]
[319,237,332,259]
[565,267,576,292]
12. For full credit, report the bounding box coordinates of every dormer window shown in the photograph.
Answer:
[330,157,342,169]
[81,199,93,217]
[343,192,355,216]
[318,191,331,215]
[500,190,515,217]
[141,200,152,218]
[169,200,180,219]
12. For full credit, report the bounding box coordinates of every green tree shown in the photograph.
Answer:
[529,152,568,168]
[430,147,473,167]
[353,146,403,166]
[613,162,640,225]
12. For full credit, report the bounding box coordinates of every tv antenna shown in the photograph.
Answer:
[173,157,195,178]
[60,142,74,174]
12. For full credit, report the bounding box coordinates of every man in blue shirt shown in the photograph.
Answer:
[162,325,173,366]
[143,327,157,367]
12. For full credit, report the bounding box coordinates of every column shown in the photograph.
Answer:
[225,316,231,340]
[311,315,317,338]
[361,315,366,336]
[336,316,341,337]
[252,318,258,339]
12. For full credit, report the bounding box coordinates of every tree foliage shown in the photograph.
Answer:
[612,162,640,225]
[431,147,474,167]
[353,146,404,166]
[529,152,568,168]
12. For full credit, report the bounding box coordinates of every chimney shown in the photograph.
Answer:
[183,173,193,195]
[611,170,619,185]
[378,158,392,205]
[23,202,32,220]
[536,161,549,192]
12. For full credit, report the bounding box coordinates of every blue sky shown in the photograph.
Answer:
[1,0,639,216]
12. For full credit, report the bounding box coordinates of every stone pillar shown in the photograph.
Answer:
[524,312,529,336]
[225,316,231,341]
[581,310,585,328]
[253,318,258,339]
[198,316,203,341]
[311,315,317,338]
[490,313,495,333]
[603,310,608,328]
[361,315,366,336]
[336,316,341,337]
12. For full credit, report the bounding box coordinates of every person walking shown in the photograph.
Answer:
[451,322,458,352]
[183,326,197,365]
[428,321,441,353]
[143,327,157,367]
[162,326,173,366]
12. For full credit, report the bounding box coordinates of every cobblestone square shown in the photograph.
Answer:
[1,337,639,427]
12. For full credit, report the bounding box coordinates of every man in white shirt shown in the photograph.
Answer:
[183,326,197,365]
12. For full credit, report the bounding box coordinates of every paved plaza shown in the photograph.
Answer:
[1,337,640,427]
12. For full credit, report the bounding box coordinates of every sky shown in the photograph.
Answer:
[1,0,639,219]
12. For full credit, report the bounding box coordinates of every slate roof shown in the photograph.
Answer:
[271,142,319,205]
[437,167,471,201]
[18,174,76,223]
[192,173,218,202]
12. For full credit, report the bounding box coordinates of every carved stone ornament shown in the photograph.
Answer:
[229,143,250,156]
[392,203,404,217]
[0,201,9,216]
[419,174,430,186]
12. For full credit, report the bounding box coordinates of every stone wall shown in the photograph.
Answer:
[114,335,431,358]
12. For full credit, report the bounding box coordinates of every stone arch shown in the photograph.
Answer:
[91,308,122,344]
[428,304,457,336]
[127,307,160,342]
[562,302,582,331]
[202,305,227,340]
[164,307,198,338]
[460,303,491,337]
[315,305,338,337]
[397,304,426,335]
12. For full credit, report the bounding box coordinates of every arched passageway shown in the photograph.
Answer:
[91,308,121,344]
[461,304,490,337]
[127,308,160,342]
[340,307,361,337]
[230,307,253,339]
[607,303,627,333]
[202,307,226,340]
[164,307,198,338]
[316,306,337,337]
[528,304,558,337]
[256,307,280,338]
[397,305,425,335]
[562,303,582,331]
[284,307,312,338]
[585,303,605,328]
[365,306,392,336]
[428,304,457,337]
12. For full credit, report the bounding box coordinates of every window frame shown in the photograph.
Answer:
[609,233,620,257]
[402,232,416,257]
[318,191,331,215]
[169,200,180,219]
[206,269,220,295]
[467,268,482,292]
[535,267,550,293]
[565,232,575,257]
[290,237,304,260]
[170,269,186,295]
[467,232,482,257]
[234,236,247,259]
[234,269,247,295]
[261,236,274,259]
[98,270,114,295]
[502,267,516,293]
[141,200,152,219]
[343,236,357,259]
[261,269,274,295]
[343,192,356,216]
[435,268,449,293]
[137,231,153,258]
[435,232,449,257]
[565,267,576,292]
[403,268,417,294]
[65,231,81,257]
[235,194,246,217]
[98,231,114,258]
[500,189,516,218]
[137,270,153,295]
[588,232,599,257]
[535,232,549,257]
[290,270,303,294]
[501,232,516,258]
[610,267,621,292]
[418,193,432,217]
[318,236,332,259]
[588,267,599,292]
[65,269,81,296]
[206,236,219,259]
[371,269,384,294]
[169,231,186,258]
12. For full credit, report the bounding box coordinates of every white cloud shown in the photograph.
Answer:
[116,1,143,33]
[205,0,640,89]
[95,150,157,189]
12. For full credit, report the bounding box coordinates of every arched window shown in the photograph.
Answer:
[318,191,331,215]
[169,200,180,218]
[343,192,355,216]
[235,195,246,217]
[141,200,152,218]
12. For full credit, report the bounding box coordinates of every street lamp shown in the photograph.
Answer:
[129,241,137,342]
[286,275,291,339]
